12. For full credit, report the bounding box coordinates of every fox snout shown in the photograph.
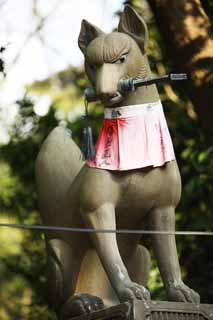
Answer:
[95,64,122,97]
[91,64,123,106]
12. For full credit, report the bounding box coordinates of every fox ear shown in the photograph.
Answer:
[118,5,149,53]
[78,19,104,54]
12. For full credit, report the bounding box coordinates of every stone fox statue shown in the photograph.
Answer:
[35,5,199,320]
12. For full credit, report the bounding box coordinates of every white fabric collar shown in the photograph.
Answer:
[104,100,162,119]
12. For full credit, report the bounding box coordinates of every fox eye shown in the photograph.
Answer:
[114,53,128,64]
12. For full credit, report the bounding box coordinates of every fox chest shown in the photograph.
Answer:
[115,161,181,215]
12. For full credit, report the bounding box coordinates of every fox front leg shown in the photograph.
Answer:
[149,206,200,303]
[81,202,150,302]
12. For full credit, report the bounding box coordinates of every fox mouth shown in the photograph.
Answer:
[102,92,123,106]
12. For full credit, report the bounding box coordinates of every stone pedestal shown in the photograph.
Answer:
[69,301,213,320]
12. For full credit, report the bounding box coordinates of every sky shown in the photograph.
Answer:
[0,0,124,143]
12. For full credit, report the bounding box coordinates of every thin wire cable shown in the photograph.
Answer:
[0,222,213,236]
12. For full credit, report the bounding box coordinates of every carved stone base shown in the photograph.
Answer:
[133,300,213,320]
[67,301,213,320]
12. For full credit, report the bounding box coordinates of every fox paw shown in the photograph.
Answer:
[167,282,200,304]
[58,293,105,319]
[119,282,150,302]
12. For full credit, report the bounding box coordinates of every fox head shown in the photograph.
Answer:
[78,5,158,107]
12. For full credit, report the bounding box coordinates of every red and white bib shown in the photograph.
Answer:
[87,101,175,171]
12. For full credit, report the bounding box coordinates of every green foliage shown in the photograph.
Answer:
[27,66,87,114]
[0,98,59,318]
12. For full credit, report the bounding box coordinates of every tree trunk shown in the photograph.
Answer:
[147,0,213,146]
